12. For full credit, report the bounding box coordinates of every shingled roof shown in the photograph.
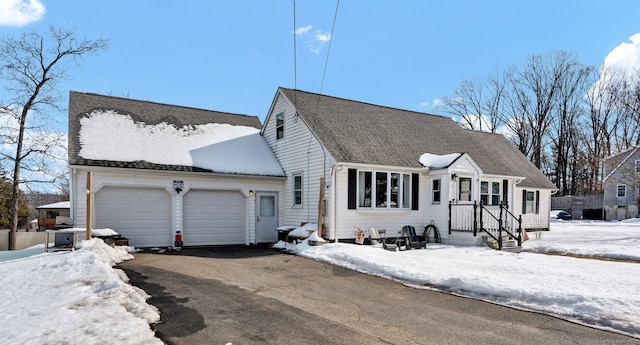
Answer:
[68,91,266,173]
[279,87,556,189]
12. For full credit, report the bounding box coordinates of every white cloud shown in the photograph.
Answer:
[603,33,640,71]
[295,25,312,35]
[315,31,331,42]
[296,25,332,54]
[0,0,46,27]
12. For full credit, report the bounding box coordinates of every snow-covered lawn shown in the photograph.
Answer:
[1,220,638,344]
[279,220,640,339]
[0,238,161,345]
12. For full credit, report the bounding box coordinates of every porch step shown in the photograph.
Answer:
[481,236,521,252]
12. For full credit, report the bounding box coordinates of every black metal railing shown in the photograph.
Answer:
[449,201,522,250]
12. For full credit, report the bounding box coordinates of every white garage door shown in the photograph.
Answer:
[95,186,172,248]
[183,190,246,245]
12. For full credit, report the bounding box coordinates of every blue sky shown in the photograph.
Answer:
[2,0,640,132]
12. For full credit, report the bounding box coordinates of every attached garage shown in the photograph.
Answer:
[95,186,172,247]
[183,189,246,245]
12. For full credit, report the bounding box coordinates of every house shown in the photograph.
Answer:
[261,88,557,246]
[68,88,557,249]
[35,201,71,230]
[68,91,285,248]
[603,146,640,220]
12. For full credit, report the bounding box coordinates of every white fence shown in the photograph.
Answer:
[0,229,49,251]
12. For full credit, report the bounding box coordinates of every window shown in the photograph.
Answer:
[521,189,539,214]
[492,182,500,205]
[636,160,640,173]
[292,173,302,206]
[358,171,372,207]
[481,180,502,205]
[375,172,387,207]
[526,191,535,213]
[276,113,284,140]
[459,177,472,202]
[355,170,411,209]
[402,174,411,208]
[480,181,489,205]
[617,184,626,198]
[432,179,441,204]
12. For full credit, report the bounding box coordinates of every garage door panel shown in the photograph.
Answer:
[96,187,171,248]
[184,190,245,245]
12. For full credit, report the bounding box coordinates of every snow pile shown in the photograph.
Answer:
[419,152,461,169]
[0,239,161,345]
[91,228,121,237]
[286,223,317,238]
[79,110,283,176]
[281,221,640,339]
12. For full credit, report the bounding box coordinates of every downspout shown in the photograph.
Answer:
[70,168,77,222]
[331,164,338,243]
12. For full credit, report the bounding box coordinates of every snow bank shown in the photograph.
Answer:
[0,238,161,345]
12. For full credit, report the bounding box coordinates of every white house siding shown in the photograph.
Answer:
[263,93,336,234]
[422,172,450,241]
[69,167,284,246]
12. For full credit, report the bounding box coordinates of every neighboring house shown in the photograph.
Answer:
[603,146,640,220]
[68,91,285,248]
[262,88,557,246]
[68,88,557,249]
[35,201,71,230]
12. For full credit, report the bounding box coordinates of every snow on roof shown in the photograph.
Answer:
[36,201,70,209]
[78,110,284,176]
[418,152,462,169]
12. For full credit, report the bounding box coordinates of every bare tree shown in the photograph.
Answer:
[549,63,592,195]
[0,26,107,249]
[508,51,580,169]
[440,71,505,133]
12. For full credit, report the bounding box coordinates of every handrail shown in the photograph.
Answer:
[450,201,523,250]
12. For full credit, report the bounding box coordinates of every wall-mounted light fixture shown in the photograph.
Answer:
[451,173,458,181]
[249,190,254,197]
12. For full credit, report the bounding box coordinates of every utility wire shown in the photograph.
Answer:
[318,0,340,96]
[293,0,298,108]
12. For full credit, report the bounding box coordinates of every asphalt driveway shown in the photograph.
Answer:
[119,245,640,345]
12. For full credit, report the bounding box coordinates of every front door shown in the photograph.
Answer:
[256,192,278,243]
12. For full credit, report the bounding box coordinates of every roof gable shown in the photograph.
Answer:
[278,87,555,189]
[68,91,284,176]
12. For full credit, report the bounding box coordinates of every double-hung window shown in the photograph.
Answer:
[617,184,626,198]
[635,160,640,173]
[432,179,441,204]
[480,181,501,205]
[292,173,302,207]
[521,189,539,214]
[276,113,284,140]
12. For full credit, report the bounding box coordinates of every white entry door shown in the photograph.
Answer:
[256,192,278,243]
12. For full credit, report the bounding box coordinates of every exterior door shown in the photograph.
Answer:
[256,192,278,243]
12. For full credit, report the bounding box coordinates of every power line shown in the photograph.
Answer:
[318,0,340,96]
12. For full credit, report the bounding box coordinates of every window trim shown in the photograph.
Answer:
[432,178,441,204]
[521,189,540,214]
[356,169,412,209]
[458,177,472,202]
[617,184,627,198]
[480,180,502,205]
[292,172,303,207]
[276,112,284,140]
